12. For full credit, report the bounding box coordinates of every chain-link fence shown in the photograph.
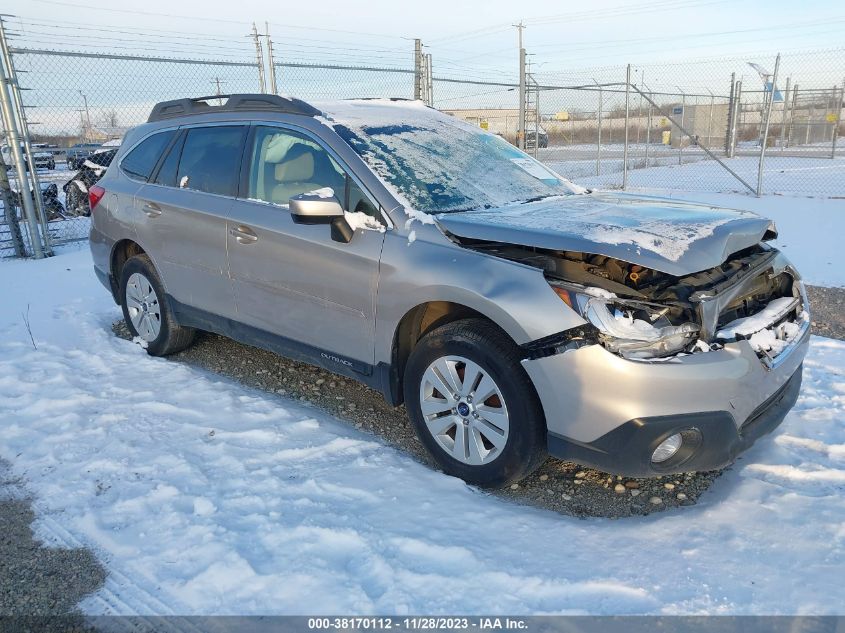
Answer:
[1,36,843,258]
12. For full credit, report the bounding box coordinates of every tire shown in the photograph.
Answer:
[119,254,195,356]
[66,182,89,216]
[403,318,547,487]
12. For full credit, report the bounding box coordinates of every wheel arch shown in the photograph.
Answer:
[384,300,520,407]
[109,238,147,301]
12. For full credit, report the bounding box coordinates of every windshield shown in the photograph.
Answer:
[320,100,582,214]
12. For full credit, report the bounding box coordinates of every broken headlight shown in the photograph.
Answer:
[552,285,700,360]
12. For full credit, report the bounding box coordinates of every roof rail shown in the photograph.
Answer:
[147,94,320,122]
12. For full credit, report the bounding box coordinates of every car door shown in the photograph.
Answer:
[132,124,246,319]
[226,124,386,371]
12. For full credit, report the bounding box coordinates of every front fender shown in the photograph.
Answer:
[374,224,585,366]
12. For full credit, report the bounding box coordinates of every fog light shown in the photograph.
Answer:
[652,433,683,463]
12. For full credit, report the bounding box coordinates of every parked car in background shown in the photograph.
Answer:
[525,128,549,149]
[64,148,117,216]
[1,142,55,171]
[66,143,102,170]
[90,94,809,487]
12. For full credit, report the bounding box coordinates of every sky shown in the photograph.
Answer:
[7,0,845,79]
[4,0,843,135]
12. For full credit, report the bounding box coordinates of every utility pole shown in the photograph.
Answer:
[211,77,225,96]
[514,22,526,150]
[265,22,278,95]
[414,39,423,101]
[252,23,266,93]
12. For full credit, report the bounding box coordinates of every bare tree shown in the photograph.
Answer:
[99,109,119,128]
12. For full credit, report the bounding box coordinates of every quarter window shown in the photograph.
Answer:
[121,130,175,181]
[152,132,184,187]
[176,126,246,197]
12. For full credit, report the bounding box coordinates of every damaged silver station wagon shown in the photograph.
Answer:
[89,95,810,487]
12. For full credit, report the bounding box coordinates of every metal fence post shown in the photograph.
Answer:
[787,83,798,148]
[0,18,52,255]
[725,73,735,154]
[779,76,790,151]
[831,80,843,159]
[729,80,742,158]
[425,53,434,106]
[623,64,630,190]
[413,39,422,101]
[0,44,42,258]
[707,91,714,148]
[645,92,652,166]
[595,81,602,176]
[756,53,780,197]
[678,91,686,165]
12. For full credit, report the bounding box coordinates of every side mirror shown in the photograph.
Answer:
[289,192,353,243]
[289,192,343,223]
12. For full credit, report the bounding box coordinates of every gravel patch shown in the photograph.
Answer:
[0,460,106,617]
[109,282,842,520]
[806,285,845,341]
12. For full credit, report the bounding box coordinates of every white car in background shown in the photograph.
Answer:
[1,142,55,171]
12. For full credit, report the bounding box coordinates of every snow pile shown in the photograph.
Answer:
[344,211,384,233]
[717,296,807,355]
[747,321,802,355]
[306,187,336,199]
[716,297,799,338]
[0,249,844,615]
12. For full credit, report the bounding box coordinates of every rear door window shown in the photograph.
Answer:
[121,130,175,181]
[176,126,246,197]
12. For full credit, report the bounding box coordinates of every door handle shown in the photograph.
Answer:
[142,202,162,218]
[229,224,258,244]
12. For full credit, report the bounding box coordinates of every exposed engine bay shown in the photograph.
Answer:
[454,237,808,363]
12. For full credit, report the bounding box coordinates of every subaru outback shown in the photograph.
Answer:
[89,94,809,487]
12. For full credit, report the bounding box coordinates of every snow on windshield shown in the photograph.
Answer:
[317,99,582,214]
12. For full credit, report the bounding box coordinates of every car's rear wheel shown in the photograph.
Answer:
[404,318,547,487]
[119,254,195,356]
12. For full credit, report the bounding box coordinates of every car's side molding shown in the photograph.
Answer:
[165,295,392,393]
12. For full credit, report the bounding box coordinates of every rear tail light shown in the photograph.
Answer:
[88,184,105,210]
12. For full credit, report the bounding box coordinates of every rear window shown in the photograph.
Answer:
[121,131,175,181]
[176,126,245,197]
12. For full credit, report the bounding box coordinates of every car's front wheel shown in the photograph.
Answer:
[404,318,547,487]
[119,254,195,356]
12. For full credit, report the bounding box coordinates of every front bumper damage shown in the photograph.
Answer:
[521,249,811,477]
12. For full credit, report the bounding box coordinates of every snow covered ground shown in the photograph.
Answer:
[1,244,844,615]
[550,155,845,199]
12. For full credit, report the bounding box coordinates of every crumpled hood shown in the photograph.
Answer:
[435,192,776,276]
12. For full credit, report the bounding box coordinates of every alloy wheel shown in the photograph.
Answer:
[125,272,161,341]
[418,355,509,465]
